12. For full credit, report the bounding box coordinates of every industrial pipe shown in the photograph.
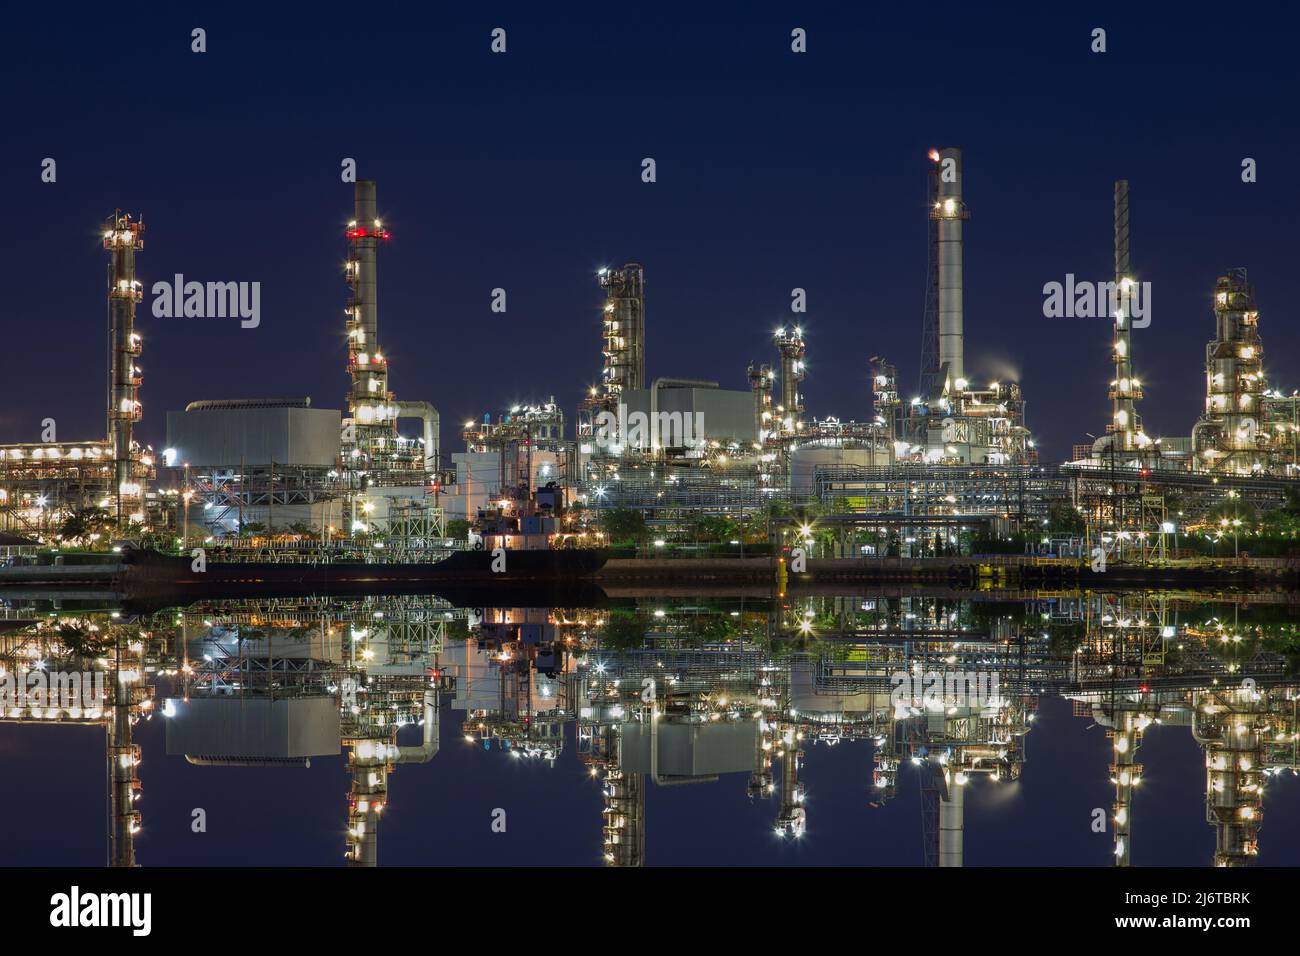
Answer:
[395,689,440,764]
[395,401,440,473]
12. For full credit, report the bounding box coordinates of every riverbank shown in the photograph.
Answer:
[2,550,1296,601]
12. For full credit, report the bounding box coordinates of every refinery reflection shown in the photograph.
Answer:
[2,591,1299,867]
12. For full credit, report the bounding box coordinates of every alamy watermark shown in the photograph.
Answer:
[50,886,151,936]
[151,274,260,328]
[1,668,106,716]
[890,669,1002,712]
[1042,274,1151,329]
[591,403,704,452]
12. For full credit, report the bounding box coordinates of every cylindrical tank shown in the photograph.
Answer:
[789,444,887,496]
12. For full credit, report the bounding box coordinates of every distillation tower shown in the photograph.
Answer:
[1192,683,1270,866]
[599,264,646,401]
[106,213,147,525]
[747,361,774,446]
[1192,270,1269,474]
[576,264,647,482]
[773,327,806,441]
[1103,181,1150,458]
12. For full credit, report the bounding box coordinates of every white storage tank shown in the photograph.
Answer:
[789,443,888,496]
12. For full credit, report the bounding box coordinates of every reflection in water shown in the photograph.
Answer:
[2,591,1298,867]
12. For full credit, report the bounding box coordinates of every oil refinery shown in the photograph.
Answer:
[10,1,1300,937]
[6,148,1298,569]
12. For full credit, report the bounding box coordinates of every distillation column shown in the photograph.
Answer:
[774,327,806,438]
[1109,708,1144,866]
[1192,271,1266,473]
[1108,181,1144,452]
[600,723,645,867]
[106,632,140,867]
[774,723,806,836]
[1194,687,1265,866]
[748,362,774,445]
[748,709,775,798]
[104,214,144,526]
[598,264,646,403]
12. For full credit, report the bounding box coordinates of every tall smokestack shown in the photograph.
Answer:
[348,181,384,412]
[344,180,395,475]
[933,147,967,390]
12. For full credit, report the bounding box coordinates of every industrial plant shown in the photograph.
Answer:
[2,148,1299,572]
[3,147,1300,879]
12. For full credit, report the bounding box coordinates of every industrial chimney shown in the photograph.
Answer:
[931,147,968,392]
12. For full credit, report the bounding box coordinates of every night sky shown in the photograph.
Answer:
[5,2,1299,462]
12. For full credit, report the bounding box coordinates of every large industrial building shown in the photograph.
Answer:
[165,399,343,535]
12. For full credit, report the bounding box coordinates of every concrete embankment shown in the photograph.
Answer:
[596,558,774,586]
[3,552,1295,601]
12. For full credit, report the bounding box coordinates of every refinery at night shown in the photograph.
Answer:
[4,3,1299,932]
[4,151,1300,875]
[3,150,1299,563]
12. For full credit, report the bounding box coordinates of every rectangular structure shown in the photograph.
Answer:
[166,402,341,468]
[164,696,341,759]
[620,719,756,776]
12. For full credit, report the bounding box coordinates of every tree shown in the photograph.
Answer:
[56,507,113,545]
[601,609,647,649]
[601,509,646,545]
[1046,500,1085,535]
[56,621,115,659]
[1284,486,1300,517]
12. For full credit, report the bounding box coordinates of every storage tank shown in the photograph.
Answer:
[789,443,888,496]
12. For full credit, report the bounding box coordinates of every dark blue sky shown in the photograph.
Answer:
[5,1,1298,462]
